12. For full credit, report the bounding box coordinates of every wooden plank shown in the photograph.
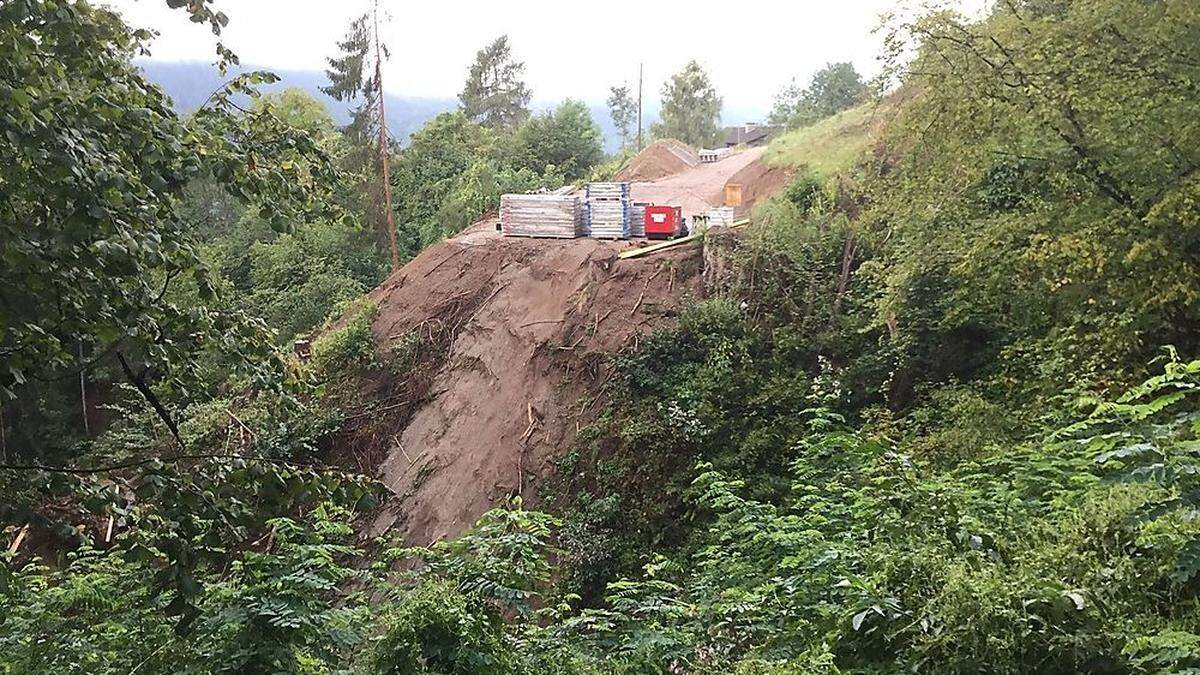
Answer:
[617,219,749,260]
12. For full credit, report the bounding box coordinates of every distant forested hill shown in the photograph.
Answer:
[136,60,636,151]
[137,60,766,152]
[136,60,457,144]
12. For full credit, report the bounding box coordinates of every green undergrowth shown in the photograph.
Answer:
[309,299,380,380]
[763,102,879,177]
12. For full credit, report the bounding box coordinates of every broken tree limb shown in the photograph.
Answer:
[104,486,119,544]
[630,291,645,317]
[8,524,29,555]
[424,246,465,277]
[116,351,185,451]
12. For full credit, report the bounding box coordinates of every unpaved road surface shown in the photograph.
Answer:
[630,147,768,216]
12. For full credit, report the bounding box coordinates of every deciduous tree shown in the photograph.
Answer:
[607,85,637,149]
[770,62,869,128]
[652,60,722,148]
[514,99,604,180]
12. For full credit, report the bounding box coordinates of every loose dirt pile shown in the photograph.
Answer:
[331,219,704,545]
[614,139,698,182]
[727,158,794,211]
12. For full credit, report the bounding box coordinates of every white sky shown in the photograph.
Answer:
[101,0,988,116]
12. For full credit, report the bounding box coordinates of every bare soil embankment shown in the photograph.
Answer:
[332,220,704,544]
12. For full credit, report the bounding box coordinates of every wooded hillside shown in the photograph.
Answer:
[3,1,1200,673]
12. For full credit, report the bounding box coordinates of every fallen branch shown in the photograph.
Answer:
[116,351,185,451]
[424,246,465,277]
[630,291,645,317]
[345,400,410,421]
[7,524,29,555]
[0,452,336,475]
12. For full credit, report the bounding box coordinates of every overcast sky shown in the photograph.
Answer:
[101,0,987,117]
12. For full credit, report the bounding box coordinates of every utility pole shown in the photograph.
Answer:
[636,62,643,150]
[78,341,88,435]
[373,0,399,272]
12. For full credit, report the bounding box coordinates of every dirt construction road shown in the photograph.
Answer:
[629,146,767,217]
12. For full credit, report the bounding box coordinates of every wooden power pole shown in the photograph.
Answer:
[637,62,643,150]
[373,1,399,273]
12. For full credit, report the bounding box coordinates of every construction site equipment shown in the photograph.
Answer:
[501,194,585,238]
[585,181,632,239]
[585,182,631,201]
[645,205,686,240]
[586,199,631,239]
[619,218,750,260]
[707,206,736,226]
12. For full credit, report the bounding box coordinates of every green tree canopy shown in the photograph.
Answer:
[0,0,337,418]
[652,60,722,148]
[770,61,870,128]
[251,87,338,141]
[606,85,637,149]
[459,35,531,130]
[513,99,603,180]
[866,0,1200,394]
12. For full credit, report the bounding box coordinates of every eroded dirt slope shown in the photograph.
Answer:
[339,220,704,544]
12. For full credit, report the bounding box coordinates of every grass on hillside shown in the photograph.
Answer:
[763,102,880,177]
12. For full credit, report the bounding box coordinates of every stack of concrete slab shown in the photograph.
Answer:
[629,202,649,238]
[585,182,630,201]
[500,194,586,238]
[585,182,631,239]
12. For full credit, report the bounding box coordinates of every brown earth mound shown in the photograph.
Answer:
[614,139,699,182]
[331,219,705,545]
[727,158,795,212]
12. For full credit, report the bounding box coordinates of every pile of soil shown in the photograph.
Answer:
[331,219,705,545]
[615,139,698,182]
[727,158,795,213]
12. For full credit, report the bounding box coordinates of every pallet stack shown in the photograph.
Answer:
[585,182,631,239]
[707,206,736,227]
[500,194,586,238]
[585,182,630,201]
[629,202,649,238]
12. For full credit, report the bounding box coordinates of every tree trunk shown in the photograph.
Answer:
[374,2,400,273]
[832,231,857,319]
[78,341,89,435]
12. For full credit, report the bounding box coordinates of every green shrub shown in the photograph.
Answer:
[367,581,516,675]
[311,299,379,377]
